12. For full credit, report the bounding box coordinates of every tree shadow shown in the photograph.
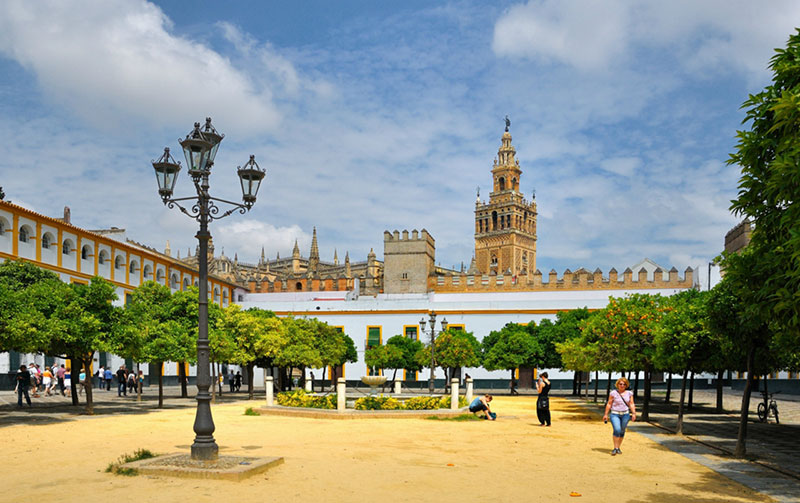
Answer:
[630,470,775,503]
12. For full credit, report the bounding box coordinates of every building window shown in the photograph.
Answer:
[366,326,381,349]
[498,177,505,191]
[98,250,108,265]
[404,326,418,340]
[129,260,138,274]
[19,225,31,243]
[170,274,179,289]
[115,255,124,270]
[0,218,7,235]
[183,277,190,290]
[81,245,92,260]
[143,264,153,280]
[213,287,220,302]
[42,233,53,249]
[156,268,165,283]
[62,239,74,256]
[401,272,408,279]
[296,281,302,291]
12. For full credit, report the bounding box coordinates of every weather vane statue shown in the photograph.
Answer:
[504,115,511,132]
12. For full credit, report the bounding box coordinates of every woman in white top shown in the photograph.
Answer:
[602,377,636,456]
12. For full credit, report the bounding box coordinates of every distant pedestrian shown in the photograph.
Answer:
[42,367,54,396]
[228,370,235,393]
[117,365,127,396]
[64,369,72,397]
[603,377,636,456]
[78,370,86,395]
[104,367,113,391]
[235,371,242,392]
[28,363,39,396]
[97,366,105,389]
[137,370,145,393]
[536,372,551,426]
[127,371,136,393]
[15,365,32,407]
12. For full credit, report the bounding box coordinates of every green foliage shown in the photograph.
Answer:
[244,407,261,416]
[425,414,481,421]
[653,290,712,373]
[435,329,481,370]
[536,308,593,369]
[365,343,404,374]
[274,316,323,369]
[353,395,403,410]
[275,389,337,409]
[728,29,800,349]
[386,335,424,373]
[105,448,157,476]
[482,323,540,371]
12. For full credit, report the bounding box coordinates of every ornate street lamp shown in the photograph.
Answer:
[420,311,448,395]
[151,117,265,461]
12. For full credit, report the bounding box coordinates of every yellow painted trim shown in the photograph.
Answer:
[57,228,63,268]
[76,236,82,273]
[70,278,88,285]
[35,222,42,262]
[448,324,466,331]
[110,246,115,282]
[12,213,18,256]
[125,251,130,284]
[272,308,591,316]
[366,325,382,376]
[139,258,144,285]
[515,368,519,379]
[93,239,99,276]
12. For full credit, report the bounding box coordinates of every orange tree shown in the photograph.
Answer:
[590,294,665,420]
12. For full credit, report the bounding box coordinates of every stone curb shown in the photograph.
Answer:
[119,453,284,481]
[255,405,471,419]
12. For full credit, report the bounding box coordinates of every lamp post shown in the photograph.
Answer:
[151,118,265,461]
[419,311,448,395]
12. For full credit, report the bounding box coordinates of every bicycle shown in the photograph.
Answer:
[757,391,780,424]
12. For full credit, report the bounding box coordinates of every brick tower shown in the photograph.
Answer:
[474,122,537,276]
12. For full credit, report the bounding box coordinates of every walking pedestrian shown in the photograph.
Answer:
[28,363,39,396]
[42,367,54,396]
[228,370,235,393]
[97,366,105,389]
[104,367,113,391]
[15,365,32,407]
[137,370,145,394]
[235,371,242,392]
[57,364,66,396]
[116,365,127,396]
[127,371,136,394]
[63,368,72,397]
[603,377,636,456]
[536,372,551,426]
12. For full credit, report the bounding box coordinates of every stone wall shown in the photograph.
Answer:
[383,229,435,294]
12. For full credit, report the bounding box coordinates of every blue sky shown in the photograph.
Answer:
[1,1,797,287]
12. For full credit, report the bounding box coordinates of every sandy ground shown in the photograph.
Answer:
[0,396,771,503]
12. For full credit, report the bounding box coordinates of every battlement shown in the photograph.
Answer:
[724,220,752,254]
[384,228,434,244]
[431,265,695,292]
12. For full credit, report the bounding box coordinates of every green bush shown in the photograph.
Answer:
[105,448,157,476]
[276,389,337,409]
[403,396,442,410]
[439,395,469,409]
[244,407,261,416]
[354,395,403,410]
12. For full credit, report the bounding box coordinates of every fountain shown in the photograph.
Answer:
[360,375,388,396]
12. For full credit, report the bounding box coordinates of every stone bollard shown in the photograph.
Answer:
[305,379,313,392]
[265,376,274,407]
[337,378,346,412]
[465,378,474,404]
[394,380,402,395]
[451,378,460,410]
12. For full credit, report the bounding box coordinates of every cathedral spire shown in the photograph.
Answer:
[309,227,320,273]
[333,248,339,266]
[292,239,300,258]
[165,240,171,257]
[260,246,265,265]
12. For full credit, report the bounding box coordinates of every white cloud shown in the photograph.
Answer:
[600,157,641,177]
[0,0,284,136]
[210,219,311,263]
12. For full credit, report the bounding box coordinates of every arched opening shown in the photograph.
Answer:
[213,287,220,302]
[42,232,55,250]
[98,250,108,265]
[81,245,92,260]
[129,260,139,274]
[295,281,303,291]
[498,177,506,191]
[114,255,124,270]
[491,211,498,230]
[62,239,74,256]
[512,177,517,190]
[19,225,32,243]
[0,217,8,236]
[170,273,179,289]
[156,268,165,283]
[183,277,190,290]
[143,264,153,280]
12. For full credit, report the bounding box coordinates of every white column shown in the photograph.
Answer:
[450,378,459,410]
[394,380,402,395]
[465,378,474,404]
[265,376,274,406]
[305,379,313,392]
[337,378,346,412]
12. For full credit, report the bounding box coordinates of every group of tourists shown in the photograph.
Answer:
[15,362,147,407]
[469,373,637,456]
[227,370,243,392]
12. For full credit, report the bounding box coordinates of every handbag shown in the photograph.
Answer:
[537,396,549,409]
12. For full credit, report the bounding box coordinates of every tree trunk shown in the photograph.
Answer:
[157,362,164,408]
[688,371,695,409]
[70,357,79,406]
[593,371,599,402]
[735,348,756,457]
[633,371,640,399]
[677,368,689,434]
[715,369,724,413]
[606,372,612,400]
[584,371,589,399]
[665,373,673,403]
[247,363,254,400]
[179,361,188,398]
[136,363,142,403]
[762,374,769,415]
[82,357,94,415]
[642,369,652,421]
[572,371,580,396]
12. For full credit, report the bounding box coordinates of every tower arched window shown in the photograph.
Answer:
[296,282,303,291]
[491,255,498,266]
[498,177,506,191]
[492,211,498,231]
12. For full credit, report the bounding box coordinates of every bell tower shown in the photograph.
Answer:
[474,120,537,277]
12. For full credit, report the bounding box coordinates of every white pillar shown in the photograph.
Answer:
[305,379,313,392]
[394,380,402,395]
[337,378,346,412]
[265,376,274,406]
[465,378,474,404]
[450,378,459,410]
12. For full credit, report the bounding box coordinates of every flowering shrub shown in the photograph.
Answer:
[439,395,469,408]
[276,389,337,409]
[403,396,443,410]
[354,395,403,410]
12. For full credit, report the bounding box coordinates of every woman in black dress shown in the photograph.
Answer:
[536,372,551,426]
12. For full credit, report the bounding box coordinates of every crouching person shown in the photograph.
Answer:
[469,394,496,420]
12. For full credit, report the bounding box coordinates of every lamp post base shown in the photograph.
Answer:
[191,439,219,461]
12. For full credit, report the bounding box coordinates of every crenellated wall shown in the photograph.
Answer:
[430,266,695,292]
